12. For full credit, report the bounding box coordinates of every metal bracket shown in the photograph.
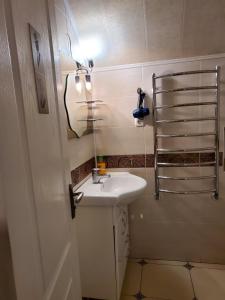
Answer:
[69,184,84,219]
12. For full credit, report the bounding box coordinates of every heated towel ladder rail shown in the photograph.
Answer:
[152,66,220,200]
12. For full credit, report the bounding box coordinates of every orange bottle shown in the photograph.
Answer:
[97,156,106,175]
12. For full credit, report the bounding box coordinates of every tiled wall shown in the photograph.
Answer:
[54,0,94,171]
[68,0,225,67]
[92,54,225,263]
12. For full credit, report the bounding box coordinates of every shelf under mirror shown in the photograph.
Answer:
[75,100,103,104]
[78,118,103,122]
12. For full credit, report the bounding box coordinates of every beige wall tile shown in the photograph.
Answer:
[129,221,194,260]
[145,0,184,61]
[95,127,145,155]
[141,264,194,300]
[129,168,147,179]
[67,0,225,67]
[94,97,139,128]
[183,0,225,57]
[69,134,94,170]
[92,67,142,100]
[102,0,148,66]
[144,126,154,154]
[69,0,148,67]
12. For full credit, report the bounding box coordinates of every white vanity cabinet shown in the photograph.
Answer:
[76,205,129,300]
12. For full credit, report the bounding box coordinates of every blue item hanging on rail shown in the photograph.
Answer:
[133,88,150,119]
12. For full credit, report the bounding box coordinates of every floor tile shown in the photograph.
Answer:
[120,296,136,300]
[121,262,142,296]
[191,262,225,270]
[191,268,225,300]
[145,298,173,300]
[147,259,186,266]
[141,264,194,300]
[121,297,170,300]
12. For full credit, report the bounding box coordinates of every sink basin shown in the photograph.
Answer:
[76,172,147,206]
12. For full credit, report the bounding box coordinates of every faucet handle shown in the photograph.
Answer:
[92,167,109,175]
[92,168,100,174]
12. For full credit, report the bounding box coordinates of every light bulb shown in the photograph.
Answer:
[85,82,92,91]
[85,74,92,91]
[76,82,82,93]
[75,75,82,93]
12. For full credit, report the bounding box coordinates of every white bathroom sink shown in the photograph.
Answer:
[76,172,147,206]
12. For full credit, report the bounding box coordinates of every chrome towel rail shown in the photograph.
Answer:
[155,69,217,79]
[155,101,217,109]
[157,132,216,138]
[156,117,216,124]
[159,189,216,195]
[152,66,220,200]
[158,175,216,180]
[157,161,216,167]
[155,85,217,94]
[157,147,216,153]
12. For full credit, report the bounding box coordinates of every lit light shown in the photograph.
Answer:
[85,81,92,91]
[80,36,102,59]
[72,36,103,61]
[75,75,82,93]
[85,74,92,91]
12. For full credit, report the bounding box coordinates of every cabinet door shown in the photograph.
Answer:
[114,206,129,298]
[77,207,117,300]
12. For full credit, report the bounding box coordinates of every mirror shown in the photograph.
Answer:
[64,72,93,138]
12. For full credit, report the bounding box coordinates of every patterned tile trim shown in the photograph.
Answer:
[105,154,145,168]
[71,152,223,184]
[71,157,95,185]
[105,152,223,168]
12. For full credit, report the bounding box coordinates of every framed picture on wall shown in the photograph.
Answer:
[29,24,49,114]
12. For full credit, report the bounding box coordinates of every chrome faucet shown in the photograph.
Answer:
[92,168,111,184]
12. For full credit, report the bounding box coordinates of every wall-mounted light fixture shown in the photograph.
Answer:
[75,60,93,93]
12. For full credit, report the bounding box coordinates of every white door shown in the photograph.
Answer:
[0,0,81,299]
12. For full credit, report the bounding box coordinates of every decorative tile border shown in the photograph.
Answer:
[105,152,223,168]
[71,157,95,185]
[105,154,145,168]
[71,153,223,185]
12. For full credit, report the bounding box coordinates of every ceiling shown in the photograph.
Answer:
[68,0,225,67]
